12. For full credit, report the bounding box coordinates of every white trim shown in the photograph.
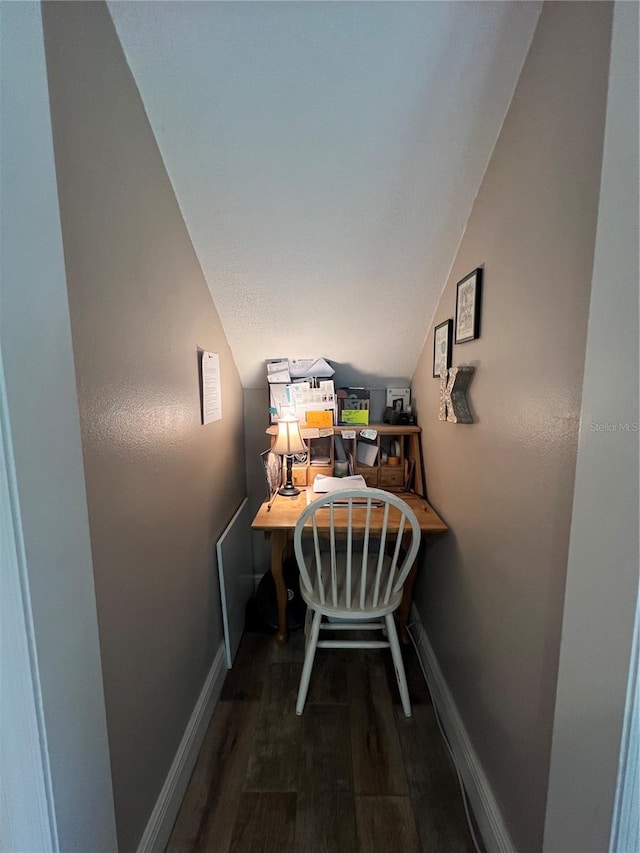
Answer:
[410,606,515,853]
[610,593,640,853]
[136,643,227,853]
[0,362,57,852]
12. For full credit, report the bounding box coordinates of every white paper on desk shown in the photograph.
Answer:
[202,351,222,424]
[312,474,367,493]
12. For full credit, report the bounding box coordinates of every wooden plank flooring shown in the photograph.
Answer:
[166,627,479,853]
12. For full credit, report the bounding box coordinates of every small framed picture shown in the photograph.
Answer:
[455,268,483,344]
[433,319,453,378]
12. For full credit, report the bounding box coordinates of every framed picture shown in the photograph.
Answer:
[260,449,282,501]
[455,268,483,344]
[433,319,453,378]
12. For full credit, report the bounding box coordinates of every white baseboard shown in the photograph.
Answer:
[137,643,227,853]
[409,606,515,853]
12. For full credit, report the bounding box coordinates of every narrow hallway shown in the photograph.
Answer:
[166,627,478,852]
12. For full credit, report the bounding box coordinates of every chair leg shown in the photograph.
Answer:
[303,606,312,646]
[386,613,411,717]
[296,610,322,716]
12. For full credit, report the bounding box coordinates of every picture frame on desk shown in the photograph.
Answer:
[433,319,453,378]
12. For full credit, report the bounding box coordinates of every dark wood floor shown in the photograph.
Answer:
[166,625,478,853]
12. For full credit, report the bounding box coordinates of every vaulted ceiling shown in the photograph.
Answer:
[108,1,541,388]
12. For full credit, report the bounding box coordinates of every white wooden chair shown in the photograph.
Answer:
[293,488,421,717]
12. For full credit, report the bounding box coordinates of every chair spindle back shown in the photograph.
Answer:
[294,489,420,613]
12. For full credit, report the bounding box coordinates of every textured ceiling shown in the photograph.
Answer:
[109,1,541,388]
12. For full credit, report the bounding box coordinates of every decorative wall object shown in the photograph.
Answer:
[433,319,453,378]
[439,366,475,423]
[455,268,483,343]
[260,449,282,500]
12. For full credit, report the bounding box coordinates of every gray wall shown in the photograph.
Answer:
[0,3,116,849]
[543,3,639,849]
[42,3,246,851]
[410,4,612,851]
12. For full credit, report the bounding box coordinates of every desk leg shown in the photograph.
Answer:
[270,531,289,645]
[399,562,418,645]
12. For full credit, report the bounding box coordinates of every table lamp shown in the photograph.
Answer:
[272,417,307,497]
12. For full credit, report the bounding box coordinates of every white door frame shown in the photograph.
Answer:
[0,364,57,851]
[0,4,117,848]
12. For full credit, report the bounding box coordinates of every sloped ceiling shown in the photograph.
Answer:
[108,1,541,388]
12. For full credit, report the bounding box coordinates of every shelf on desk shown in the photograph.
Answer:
[266,422,425,496]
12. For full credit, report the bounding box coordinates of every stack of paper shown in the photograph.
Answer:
[266,358,334,383]
[267,358,335,423]
[266,360,291,384]
[287,380,336,424]
[312,474,367,493]
[289,358,335,380]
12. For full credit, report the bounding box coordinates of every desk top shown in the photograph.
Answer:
[252,488,448,535]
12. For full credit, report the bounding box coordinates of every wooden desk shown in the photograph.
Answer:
[251,489,448,645]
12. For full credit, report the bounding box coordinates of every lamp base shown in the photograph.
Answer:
[279,453,300,497]
[278,484,300,497]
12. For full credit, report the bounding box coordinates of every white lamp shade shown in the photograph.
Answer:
[272,418,307,455]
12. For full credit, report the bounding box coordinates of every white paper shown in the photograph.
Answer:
[319,380,335,399]
[269,384,289,422]
[287,382,311,407]
[266,360,292,384]
[202,351,222,424]
[278,379,336,423]
[289,358,335,379]
[312,474,368,493]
